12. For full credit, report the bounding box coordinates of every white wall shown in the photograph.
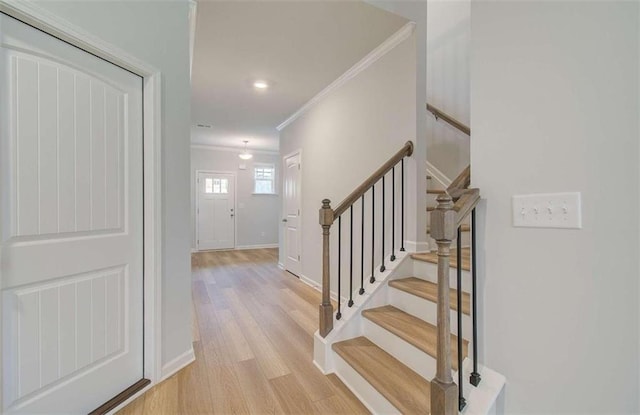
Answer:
[279,32,416,289]
[191,147,280,250]
[31,0,193,369]
[427,0,470,180]
[368,1,428,248]
[471,1,639,413]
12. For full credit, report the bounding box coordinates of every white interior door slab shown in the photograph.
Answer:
[284,153,302,276]
[0,14,144,414]
[197,172,235,250]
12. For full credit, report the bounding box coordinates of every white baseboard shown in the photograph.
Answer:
[160,347,196,381]
[192,243,279,253]
[277,262,285,270]
[299,274,345,303]
[235,243,279,250]
[405,240,429,253]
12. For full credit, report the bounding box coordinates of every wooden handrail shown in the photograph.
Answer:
[426,103,470,136]
[333,141,414,218]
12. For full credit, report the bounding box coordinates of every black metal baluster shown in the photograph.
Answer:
[348,206,354,307]
[391,166,396,261]
[336,216,342,320]
[400,159,405,252]
[380,175,386,272]
[470,208,481,386]
[360,195,365,295]
[370,185,375,283]
[457,226,466,411]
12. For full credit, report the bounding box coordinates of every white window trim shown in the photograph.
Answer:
[253,163,277,195]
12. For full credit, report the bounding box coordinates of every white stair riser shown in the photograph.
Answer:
[412,260,473,293]
[388,288,472,340]
[333,352,400,415]
[363,318,437,381]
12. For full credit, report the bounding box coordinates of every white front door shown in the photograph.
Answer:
[197,172,235,250]
[0,14,144,414]
[283,153,302,276]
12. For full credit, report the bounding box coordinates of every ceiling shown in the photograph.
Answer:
[190,1,408,152]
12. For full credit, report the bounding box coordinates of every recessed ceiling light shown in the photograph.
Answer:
[253,80,269,89]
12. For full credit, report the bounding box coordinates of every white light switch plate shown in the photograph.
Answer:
[512,192,582,229]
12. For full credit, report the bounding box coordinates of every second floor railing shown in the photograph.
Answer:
[318,141,414,337]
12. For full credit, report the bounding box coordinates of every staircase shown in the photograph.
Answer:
[314,114,504,414]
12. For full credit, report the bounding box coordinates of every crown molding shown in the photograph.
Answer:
[190,143,279,156]
[276,21,416,132]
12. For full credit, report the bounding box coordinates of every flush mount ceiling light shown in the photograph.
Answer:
[253,80,269,89]
[239,140,253,160]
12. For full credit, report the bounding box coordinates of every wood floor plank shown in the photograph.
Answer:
[206,364,252,414]
[270,374,317,415]
[223,288,291,379]
[142,375,178,415]
[117,248,364,415]
[176,341,214,414]
[241,293,335,402]
[325,374,370,414]
[234,358,283,414]
[115,392,145,415]
[215,308,255,363]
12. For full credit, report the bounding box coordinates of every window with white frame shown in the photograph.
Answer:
[254,164,276,194]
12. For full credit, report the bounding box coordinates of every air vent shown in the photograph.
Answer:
[196,123,212,129]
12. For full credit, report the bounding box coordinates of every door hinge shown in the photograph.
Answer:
[298,209,300,215]
[298,255,300,261]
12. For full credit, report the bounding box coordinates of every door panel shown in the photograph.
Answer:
[284,153,301,276]
[0,14,143,414]
[197,172,235,250]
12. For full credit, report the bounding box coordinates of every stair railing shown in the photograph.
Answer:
[427,103,480,412]
[427,103,470,136]
[430,167,481,413]
[319,141,414,337]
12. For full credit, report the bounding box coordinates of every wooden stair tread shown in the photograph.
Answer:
[332,336,431,414]
[411,248,471,271]
[427,206,436,212]
[426,189,446,195]
[389,277,470,315]
[362,305,468,370]
[427,224,470,233]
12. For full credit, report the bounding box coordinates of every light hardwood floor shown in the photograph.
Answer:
[117,248,368,415]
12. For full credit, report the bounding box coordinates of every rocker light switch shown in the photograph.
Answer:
[512,192,582,229]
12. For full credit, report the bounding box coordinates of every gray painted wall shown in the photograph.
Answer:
[191,147,280,250]
[32,0,193,367]
[279,32,417,286]
[427,0,470,180]
[471,1,639,412]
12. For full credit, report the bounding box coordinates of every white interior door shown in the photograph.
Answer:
[284,153,302,276]
[197,172,235,250]
[0,14,144,414]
